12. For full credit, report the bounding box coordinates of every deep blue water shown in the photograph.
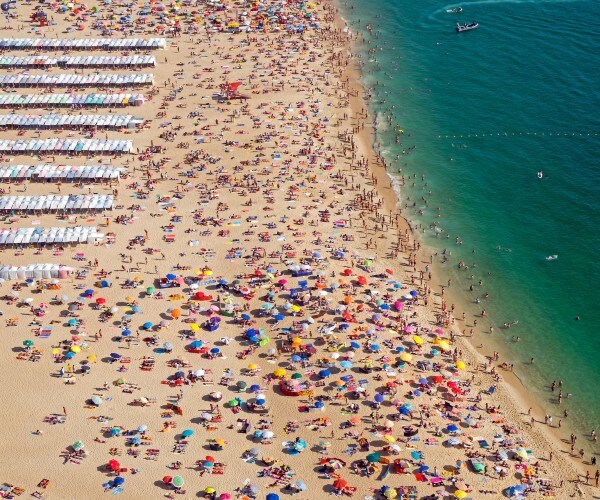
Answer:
[339,0,600,446]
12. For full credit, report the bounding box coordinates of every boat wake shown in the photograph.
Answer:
[432,0,586,18]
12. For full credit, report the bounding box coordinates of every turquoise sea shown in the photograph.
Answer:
[339,0,600,448]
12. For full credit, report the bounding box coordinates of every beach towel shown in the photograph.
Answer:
[478,440,490,448]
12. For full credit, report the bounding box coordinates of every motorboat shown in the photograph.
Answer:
[447,7,463,12]
[456,22,478,32]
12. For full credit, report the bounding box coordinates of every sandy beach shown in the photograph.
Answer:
[0,0,596,499]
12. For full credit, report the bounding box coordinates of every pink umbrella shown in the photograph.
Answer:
[210,305,220,312]
[435,328,444,335]
[404,325,413,333]
[394,301,403,311]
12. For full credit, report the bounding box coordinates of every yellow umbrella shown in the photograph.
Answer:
[454,491,467,499]
[189,323,200,332]
[52,348,60,355]
[87,354,97,361]
[248,363,258,370]
[399,352,412,362]
[413,335,423,345]
[438,340,450,351]
[383,435,395,443]
[71,346,81,353]
[455,360,466,370]
[384,488,397,499]
[273,368,287,378]
[214,438,225,446]
[203,269,213,276]
[292,337,302,345]
[291,304,301,312]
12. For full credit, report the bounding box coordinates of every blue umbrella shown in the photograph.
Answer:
[447,424,458,432]
[250,384,260,392]
[374,394,384,403]
[350,342,360,349]
[339,323,350,330]
[166,273,176,280]
[82,365,91,372]
[113,477,125,486]
[256,398,266,405]
[380,303,390,310]
[295,480,307,491]
[410,290,418,297]
[218,279,228,285]
[65,352,75,359]
[273,314,284,321]
[241,313,251,320]
[110,353,121,359]
[181,429,194,438]
[370,344,380,351]
[418,377,428,385]
[132,306,141,313]
[414,390,422,396]
[122,329,132,337]
[130,436,141,445]
[266,494,280,500]
[291,354,302,362]
[210,347,220,354]
[100,280,109,288]
[318,369,331,378]
[339,360,353,369]
[190,340,203,349]
[142,321,153,330]
[68,318,78,326]
[314,401,324,408]
[84,289,94,296]
[110,428,121,436]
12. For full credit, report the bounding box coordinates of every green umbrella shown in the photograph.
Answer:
[291,373,303,379]
[171,476,184,488]
[23,340,34,347]
[146,286,155,294]
[366,452,381,463]
[72,441,84,451]
[237,381,247,390]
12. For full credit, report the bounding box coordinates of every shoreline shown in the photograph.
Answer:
[333,0,592,484]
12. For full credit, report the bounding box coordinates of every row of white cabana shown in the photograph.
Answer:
[0,55,156,68]
[0,139,133,154]
[0,226,104,245]
[0,74,154,88]
[0,194,114,213]
[0,38,167,51]
[0,164,124,181]
[0,114,143,130]
[0,93,145,109]
[0,264,75,280]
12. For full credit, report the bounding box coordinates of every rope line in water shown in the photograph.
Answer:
[437,131,600,139]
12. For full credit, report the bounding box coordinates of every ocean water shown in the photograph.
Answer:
[339,0,600,445]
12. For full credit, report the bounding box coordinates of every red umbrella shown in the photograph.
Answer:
[333,478,347,489]
[432,375,444,384]
[96,297,106,305]
[343,269,353,276]
[108,459,121,471]
[205,455,215,462]
[357,276,367,285]
[385,269,393,275]
[162,476,172,484]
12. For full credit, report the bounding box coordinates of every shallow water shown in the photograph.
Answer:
[340,0,600,444]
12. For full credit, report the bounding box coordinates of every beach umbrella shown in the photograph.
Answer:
[447,424,458,433]
[384,488,397,499]
[295,481,307,491]
[122,329,132,337]
[113,477,125,486]
[266,494,280,500]
[142,321,153,330]
[171,476,184,488]
[454,491,466,499]
[383,435,396,443]
[163,476,172,484]
[181,429,194,438]
[110,427,121,436]
[291,373,302,379]
[138,425,148,433]
[399,352,412,362]
[23,340,34,347]
[72,441,84,451]
[366,452,381,463]
[91,395,103,406]
[410,451,421,460]
[110,353,121,359]
[374,393,384,403]
[447,437,461,446]
[455,360,466,370]
[108,459,120,471]
[65,352,75,359]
